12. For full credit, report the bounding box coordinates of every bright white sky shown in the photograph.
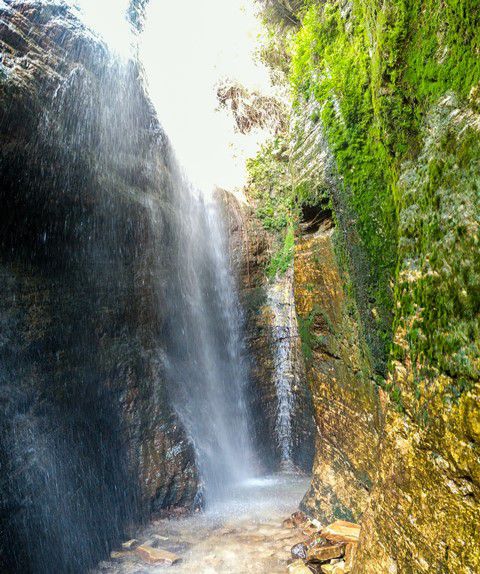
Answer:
[72,0,132,51]
[73,0,275,193]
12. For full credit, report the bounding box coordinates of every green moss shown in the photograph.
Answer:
[287,0,480,390]
[290,1,398,371]
[395,100,480,395]
[253,0,479,406]
[246,136,293,232]
[267,225,296,278]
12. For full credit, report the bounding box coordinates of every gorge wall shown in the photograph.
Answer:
[219,191,315,473]
[1,0,478,572]
[253,0,480,572]
[0,2,199,571]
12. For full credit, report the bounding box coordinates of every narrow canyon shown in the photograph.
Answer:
[0,1,478,574]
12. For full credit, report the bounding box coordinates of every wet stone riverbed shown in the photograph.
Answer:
[93,474,310,574]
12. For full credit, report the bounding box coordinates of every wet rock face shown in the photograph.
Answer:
[294,222,382,523]
[353,98,480,574]
[0,2,197,573]
[219,191,314,472]
[293,101,480,572]
[218,191,278,469]
[266,268,315,470]
[283,2,480,570]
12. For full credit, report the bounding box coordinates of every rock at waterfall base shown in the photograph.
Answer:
[306,540,344,562]
[291,542,308,560]
[122,539,139,550]
[320,560,346,574]
[110,551,129,559]
[283,517,296,529]
[303,523,321,537]
[343,543,356,572]
[285,518,360,574]
[291,511,309,526]
[136,545,181,565]
[283,511,321,537]
[304,533,326,549]
[320,521,360,544]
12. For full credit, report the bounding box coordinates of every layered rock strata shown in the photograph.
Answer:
[220,191,315,472]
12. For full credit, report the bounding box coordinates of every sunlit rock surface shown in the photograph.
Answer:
[353,96,480,574]
[294,221,382,523]
[290,69,480,574]
[293,170,480,574]
[0,2,197,572]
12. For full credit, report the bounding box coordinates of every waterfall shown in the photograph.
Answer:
[267,267,299,465]
[157,154,256,503]
[137,0,268,503]
[0,0,299,571]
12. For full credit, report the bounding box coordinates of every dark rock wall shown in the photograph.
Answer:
[0,1,316,572]
[0,2,197,572]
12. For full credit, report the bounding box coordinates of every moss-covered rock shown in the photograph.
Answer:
[256,0,480,571]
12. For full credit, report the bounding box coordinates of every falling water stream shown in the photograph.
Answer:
[137,0,275,503]
[159,156,256,502]
[267,268,299,465]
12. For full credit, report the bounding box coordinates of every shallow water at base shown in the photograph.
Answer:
[95,473,310,574]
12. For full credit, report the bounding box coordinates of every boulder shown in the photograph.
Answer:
[110,551,128,559]
[283,517,296,529]
[304,533,326,548]
[303,523,321,537]
[291,542,308,560]
[344,543,356,572]
[291,511,309,527]
[307,540,345,562]
[320,521,360,544]
[321,561,345,574]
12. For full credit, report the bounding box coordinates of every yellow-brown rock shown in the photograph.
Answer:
[110,551,128,559]
[321,560,345,574]
[283,517,296,529]
[307,541,345,562]
[294,222,382,523]
[288,558,314,573]
[291,510,309,527]
[219,190,315,470]
[353,378,480,574]
[320,521,360,544]
[136,544,181,565]
[294,221,480,573]
[343,543,356,573]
